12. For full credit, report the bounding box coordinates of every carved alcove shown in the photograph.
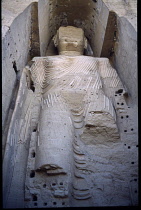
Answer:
[2,0,137,208]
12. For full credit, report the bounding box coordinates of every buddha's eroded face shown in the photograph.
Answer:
[53,26,87,56]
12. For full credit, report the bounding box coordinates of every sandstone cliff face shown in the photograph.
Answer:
[2,0,137,208]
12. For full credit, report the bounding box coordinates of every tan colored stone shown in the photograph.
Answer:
[53,26,87,55]
[2,0,137,207]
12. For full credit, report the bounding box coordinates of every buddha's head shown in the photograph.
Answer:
[53,26,87,56]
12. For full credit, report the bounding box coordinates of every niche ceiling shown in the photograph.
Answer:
[46,0,109,57]
[48,0,95,40]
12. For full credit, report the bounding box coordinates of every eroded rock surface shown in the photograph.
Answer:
[2,6,137,206]
[22,39,135,206]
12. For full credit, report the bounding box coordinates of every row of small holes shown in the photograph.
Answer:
[116,97,133,144]
[117,103,124,105]
[34,201,65,206]
[53,202,65,205]
[124,129,134,132]
[43,182,64,188]
[33,194,65,205]
[124,144,139,148]
[52,182,63,186]
[115,94,122,96]
[121,116,129,118]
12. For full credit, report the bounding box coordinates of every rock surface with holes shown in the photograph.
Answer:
[2,0,137,208]
[22,25,137,206]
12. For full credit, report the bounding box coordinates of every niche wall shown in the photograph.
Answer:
[38,0,109,57]
[2,2,40,144]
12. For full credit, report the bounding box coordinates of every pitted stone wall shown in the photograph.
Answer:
[2,1,40,154]
[114,16,137,106]
[2,4,32,137]
[2,0,137,208]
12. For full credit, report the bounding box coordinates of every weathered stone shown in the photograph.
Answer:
[81,111,120,145]
[2,0,137,208]
[53,26,87,55]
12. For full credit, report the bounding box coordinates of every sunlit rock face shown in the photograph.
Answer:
[2,0,137,208]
